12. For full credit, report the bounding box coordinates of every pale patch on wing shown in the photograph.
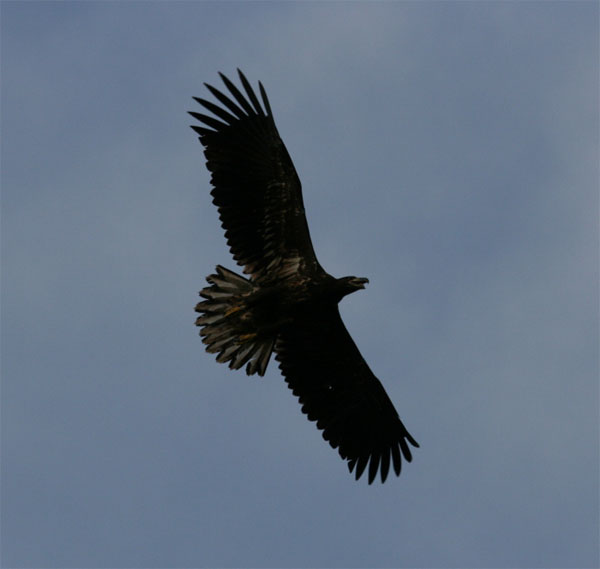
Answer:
[254,254,304,284]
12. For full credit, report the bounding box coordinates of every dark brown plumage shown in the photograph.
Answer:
[190,69,418,483]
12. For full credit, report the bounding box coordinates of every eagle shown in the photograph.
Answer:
[190,70,418,483]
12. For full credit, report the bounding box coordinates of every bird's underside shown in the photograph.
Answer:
[190,69,418,484]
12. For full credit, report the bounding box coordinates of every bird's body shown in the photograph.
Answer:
[190,70,418,483]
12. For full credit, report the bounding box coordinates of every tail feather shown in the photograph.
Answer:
[195,265,274,376]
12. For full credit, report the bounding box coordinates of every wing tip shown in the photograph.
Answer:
[343,427,419,484]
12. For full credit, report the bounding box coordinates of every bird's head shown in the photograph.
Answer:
[336,276,369,300]
[347,276,369,290]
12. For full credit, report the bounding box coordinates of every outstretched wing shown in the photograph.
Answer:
[190,69,323,283]
[275,306,419,484]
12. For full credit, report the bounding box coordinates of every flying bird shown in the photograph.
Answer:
[190,70,418,483]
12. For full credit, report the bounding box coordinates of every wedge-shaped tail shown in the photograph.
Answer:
[195,265,274,376]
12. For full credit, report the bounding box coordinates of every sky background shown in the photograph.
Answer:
[2,2,598,568]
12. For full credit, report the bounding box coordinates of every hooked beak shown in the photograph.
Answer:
[352,277,369,289]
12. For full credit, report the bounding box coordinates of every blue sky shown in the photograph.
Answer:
[2,2,598,567]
